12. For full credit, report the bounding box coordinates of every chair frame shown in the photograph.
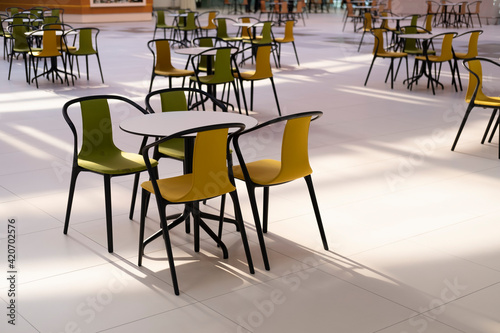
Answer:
[62,95,153,253]
[231,111,329,270]
[138,122,255,295]
[451,58,500,158]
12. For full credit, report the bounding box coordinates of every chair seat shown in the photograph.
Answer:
[467,96,500,106]
[234,70,267,80]
[415,54,450,62]
[156,68,194,77]
[142,173,235,203]
[233,159,311,185]
[454,51,469,59]
[378,51,407,58]
[190,74,227,85]
[78,151,156,175]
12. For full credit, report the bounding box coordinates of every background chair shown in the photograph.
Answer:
[198,10,218,36]
[453,30,482,91]
[62,95,157,253]
[174,11,199,46]
[413,32,458,95]
[190,46,247,113]
[358,12,373,52]
[467,1,482,28]
[364,28,408,89]
[234,44,281,115]
[153,10,176,39]
[138,122,255,295]
[342,2,362,32]
[231,111,329,270]
[64,27,104,84]
[147,38,195,92]
[273,20,299,67]
[7,24,32,83]
[451,58,500,157]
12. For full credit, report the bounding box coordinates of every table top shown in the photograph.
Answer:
[233,22,264,27]
[381,16,411,20]
[25,30,75,36]
[120,111,258,137]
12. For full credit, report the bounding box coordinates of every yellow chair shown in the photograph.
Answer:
[453,30,482,91]
[451,58,500,157]
[467,0,482,28]
[198,10,218,36]
[138,123,255,295]
[62,95,157,253]
[26,28,68,88]
[147,39,195,92]
[358,12,373,52]
[231,111,329,270]
[413,32,458,95]
[364,28,408,89]
[342,2,362,32]
[273,20,299,67]
[234,44,281,115]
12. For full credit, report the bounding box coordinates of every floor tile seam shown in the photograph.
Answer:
[371,311,468,333]
[93,302,203,332]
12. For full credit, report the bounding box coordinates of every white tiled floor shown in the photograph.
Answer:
[1,8,500,333]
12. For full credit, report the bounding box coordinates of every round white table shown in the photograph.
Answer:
[120,110,257,137]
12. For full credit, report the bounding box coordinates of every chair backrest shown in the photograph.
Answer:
[211,47,236,83]
[371,28,386,55]
[401,26,420,52]
[424,14,433,31]
[70,28,99,55]
[468,0,481,14]
[63,95,148,163]
[239,17,253,38]
[156,10,166,26]
[30,29,62,57]
[363,12,372,31]
[456,30,482,58]
[205,11,217,29]
[183,12,197,29]
[149,39,175,72]
[258,21,273,44]
[43,15,60,25]
[146,87,228,113]
[433,32,457,61]
[7,7,24,16]
[216,18,229,39]
[282,20,294,42]
[251,44,274,79]
[457,1,467,15]
[10,24,31,51]
[234,111,322,185]
[144,123,244,202]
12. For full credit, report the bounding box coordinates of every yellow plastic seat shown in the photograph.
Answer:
[364,28,408,89]
[453,30,482,91]
[147,39,195,92]
[273,20,299,67]
[451,58,500,157]
[62,95,158,253]
[231,111,329,270]
[26,28,68,88]
[138,123,255,295]
[233,44,281,115]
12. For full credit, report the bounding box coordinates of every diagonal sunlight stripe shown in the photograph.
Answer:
[0,130,53,159]
[347,85,443,103]
[14,125,73,153]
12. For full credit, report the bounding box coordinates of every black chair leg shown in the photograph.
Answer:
[103,175,114,253]
[481,109,498,144]
[487,111,499,143]
[304,175,329,250]
[229,191,255,274]
[451,104,475,151]
[262,186,269,233]
[270,77,281,116]
[138,189,150,266]
[63,168,80,235]
[159,202,180,295]
[246,185,270,270]
[364,56,376,86]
